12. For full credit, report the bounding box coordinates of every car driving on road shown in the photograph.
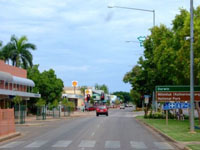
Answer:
[96,105,108,116]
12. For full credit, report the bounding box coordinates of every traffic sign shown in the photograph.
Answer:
[137,36,146,47]
[156,86,200,102]
[163,102,190,110]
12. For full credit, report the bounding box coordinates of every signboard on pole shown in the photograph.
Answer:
[156,86,200,102]
[163,102,190,110]
[72,81,78,87]
[144,95,150,104]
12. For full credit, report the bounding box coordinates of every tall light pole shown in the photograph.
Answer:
[108,6,155,27]
[190,0,195,133]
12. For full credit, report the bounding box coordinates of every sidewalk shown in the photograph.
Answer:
[17,110,96,126]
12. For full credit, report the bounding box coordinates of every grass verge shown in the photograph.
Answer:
[187,144,200,150]
[136,116,200,150]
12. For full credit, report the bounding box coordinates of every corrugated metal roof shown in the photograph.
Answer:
[0,71,13,82]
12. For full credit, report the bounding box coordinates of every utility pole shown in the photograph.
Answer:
[189,0,195,133]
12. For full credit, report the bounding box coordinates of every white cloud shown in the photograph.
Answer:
[53,65,90,72]
[0,0,199,92]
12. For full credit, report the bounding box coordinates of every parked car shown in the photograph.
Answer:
[96,105,108,116]
[86,106,96,111]
[125,104,129,107]
[120,105,125,109]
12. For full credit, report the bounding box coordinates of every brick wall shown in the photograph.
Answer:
[0,60,26,78]
[0,109,16,137]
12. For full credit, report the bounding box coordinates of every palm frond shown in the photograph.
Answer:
[21,49,33,67]
[21,43,36,50]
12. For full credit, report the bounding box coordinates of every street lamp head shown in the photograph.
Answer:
[107,5,114,8]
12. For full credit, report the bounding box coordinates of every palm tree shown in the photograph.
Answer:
[80,86,87,96]
[6,35,36,69]
[0,43,13,64]
[0,41,3,59]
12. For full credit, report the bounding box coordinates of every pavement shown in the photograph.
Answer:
[0,108,177,150]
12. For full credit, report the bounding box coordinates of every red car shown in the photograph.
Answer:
[86,106,96,111]
[96,105,108,116]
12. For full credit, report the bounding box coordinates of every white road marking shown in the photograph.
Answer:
[154,142,174,149]
[130,141,147,149]
[79,140,96,148]
[97,124,100,128]
[52,140,72,148]
[25,141,48,148]
[105,141,120,149]
[0,141,25,148]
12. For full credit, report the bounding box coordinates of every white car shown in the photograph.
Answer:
[120,105,125,109]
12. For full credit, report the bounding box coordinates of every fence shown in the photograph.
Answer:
[36,106,46,120]
[0,109,16,137]
[14,105,26,124]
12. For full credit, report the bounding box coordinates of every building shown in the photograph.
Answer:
[0,60,40,108]
[62,86,84,110]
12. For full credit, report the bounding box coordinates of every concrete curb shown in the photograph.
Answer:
[135,118,191,150]
[0,132,21,143]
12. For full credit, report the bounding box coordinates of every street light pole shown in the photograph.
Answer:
[190,0,195,133]
[108,6,155,27]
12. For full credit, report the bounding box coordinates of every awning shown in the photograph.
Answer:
[13,76,35,87]
[0,71,13,82]
[62,94,84,99]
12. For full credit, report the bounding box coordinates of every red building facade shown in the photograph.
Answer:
[0,60,40,108]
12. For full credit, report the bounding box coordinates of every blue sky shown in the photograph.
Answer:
[0,0,199,93]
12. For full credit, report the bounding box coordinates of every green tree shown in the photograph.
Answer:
[130,90,141,107]
[27,65,64,113]
[106,100,110,106]
[35,98,46,107]
[39,69,64,104]
[90,97,95,105]
[5,35,36,69]
[123,6,200,123]
[13,96,22,123]
[80,86,87,96]
[112,91,132,103]
[0,42,12,64]
[95,83,109,94]
[62,98,68,107]
[115,99,120,105]
[0,41,3,59]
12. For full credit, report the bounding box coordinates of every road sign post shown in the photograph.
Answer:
[72,81,78,94]
[166,110,168,126]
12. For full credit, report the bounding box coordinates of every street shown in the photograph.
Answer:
[0,108,175,150]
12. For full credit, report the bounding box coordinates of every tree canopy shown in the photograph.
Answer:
[0,35,36,69]
[28,65,64,105]
[123,6,200,106]
[112,91,133,103]
[95,83,109,94]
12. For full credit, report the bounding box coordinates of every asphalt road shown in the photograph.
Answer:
[0,108,175,150]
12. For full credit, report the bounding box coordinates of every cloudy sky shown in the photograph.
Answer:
[0,0,199,92]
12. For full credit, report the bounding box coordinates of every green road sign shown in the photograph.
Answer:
[137,36,146,47]
[155,86,200,92]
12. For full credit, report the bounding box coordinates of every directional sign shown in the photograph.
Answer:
[163,102,190,110]
[156,86,200,102]
[137,36,146,47]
